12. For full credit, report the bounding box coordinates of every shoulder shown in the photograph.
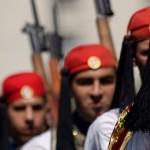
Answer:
[87,108,120,140]
[85,109,120,150]
[98,108,120,121]
[21,130,51,150]
[91,108,120,130]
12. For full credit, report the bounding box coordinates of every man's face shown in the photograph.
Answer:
[7,96,47,143]
[71,67,116,122]
[135,39,150,78]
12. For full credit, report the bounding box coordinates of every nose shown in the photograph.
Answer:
[90,80,103,103]
[25,107,34,126]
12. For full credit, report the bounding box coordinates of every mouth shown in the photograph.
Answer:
[21,128,39,136]
[92,106,102,116]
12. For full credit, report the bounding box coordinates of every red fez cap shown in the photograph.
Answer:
[64,44,117,74]
[2,72,45,103]
[127,6,150,41]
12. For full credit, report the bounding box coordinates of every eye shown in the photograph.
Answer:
[13,105,26,111]
[75,78,94,86]
[141,49,149,56]
[32,104,44,111]
[100,76,115,85]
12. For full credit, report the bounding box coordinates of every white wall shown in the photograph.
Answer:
[0,0,149,92]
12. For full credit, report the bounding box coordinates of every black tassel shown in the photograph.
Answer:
[0,102,9,150]
[111,38,135,111]
[124,45,150,132]
[56,69,76,150]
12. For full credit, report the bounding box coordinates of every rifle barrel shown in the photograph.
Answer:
[31,0,39,26]
[53,1,58,34]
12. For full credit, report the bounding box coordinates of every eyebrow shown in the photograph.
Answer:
[12,103,45,111]
[75,75,116,85]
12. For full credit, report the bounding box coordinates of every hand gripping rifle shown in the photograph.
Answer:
[94,0,116,58]
[22,0,50,92]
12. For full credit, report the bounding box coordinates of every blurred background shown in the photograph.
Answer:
[0,0,149,92]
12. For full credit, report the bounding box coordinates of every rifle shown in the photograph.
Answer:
[22,0,62,127]
[22,0,57,127]
[94,0,116,58]
[47,0,63,127]
[22,0,50,92]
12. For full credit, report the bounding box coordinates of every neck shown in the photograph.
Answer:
[72,111,91,135]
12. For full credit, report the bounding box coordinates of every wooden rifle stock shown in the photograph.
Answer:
[48,57,60,127]
[94,0,116,59]
[32,53,50,92]
[49,58,61,99]
[96,16,115,56]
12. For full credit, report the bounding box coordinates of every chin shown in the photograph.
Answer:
[20,133,37,143]
[20,136,31,144]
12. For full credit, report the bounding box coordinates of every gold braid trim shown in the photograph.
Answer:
[120,131,133,150]
[108,105,133,150]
